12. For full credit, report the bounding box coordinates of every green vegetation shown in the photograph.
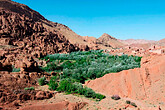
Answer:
[45,77,105,100]
[39,50,142,101]
[41,50,141,83]
[12,65,20,72]
[47,76,58,90]
[38,77,47,86]
[130,102,137,107]
[126,100,131,104]
[24,87,35,90]
[56,78,105,100]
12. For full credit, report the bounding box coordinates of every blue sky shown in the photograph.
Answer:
[13,0,165,40]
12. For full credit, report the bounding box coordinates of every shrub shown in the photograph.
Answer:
[12,65,20,72]
[111,95,121,100]
[95,93,106,100]
[72,82,83,94]
[130,102,137,107]
[12,68,20,72]
[126,100,131,104]
[24,87,35,90]
[83,87,95,98]
[57,78,72,92]
[46,62,57,71]
[38,77,46,86]
[47,76,58,90]
[56,78,105,100]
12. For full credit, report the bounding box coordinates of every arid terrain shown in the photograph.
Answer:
[0,0,165,110]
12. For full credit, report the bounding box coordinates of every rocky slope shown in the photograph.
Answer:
[120,39,156,45]
[0,0,128,72]
[0,9,78,53]
[118,39,156,49]
[85,54,165,109]
[0,71,56,109]
[0,0,89,49]
[0,0,92,53]
[0,0,45,21]
[0,0,93,71]
[97,33,124,48]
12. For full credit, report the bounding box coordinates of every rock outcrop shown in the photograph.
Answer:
[85,55,165,105]
[0,9,79,53]
[0,0,84,71]
[0,0,45,21]
[97,33,124,48]
[0,71,55,109]
[0,1,127,70]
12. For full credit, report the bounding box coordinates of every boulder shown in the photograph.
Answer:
[35,91,53,100]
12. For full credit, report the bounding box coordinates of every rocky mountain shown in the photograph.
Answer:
[97,33,124,48]
[119,39,156,45]
[0,0,93,71]
[157,38,165,46]
[0,0,129,72]
[159,38,165,43]
[0,0,45,21]
[0,0,124,61]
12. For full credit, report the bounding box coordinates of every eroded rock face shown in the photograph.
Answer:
[85,55,165,104]
[0,71,54,109]
[0,0,45,21]
[0,9,79,53]
[0,8,81,71]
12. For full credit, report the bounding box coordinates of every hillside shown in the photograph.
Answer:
[119,39,156,45]
[85,54,165,109]
[0,0,104,49]
[97,33,125,48]
[0,0,126,57]
[0,0,97,70]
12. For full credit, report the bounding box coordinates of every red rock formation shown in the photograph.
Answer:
[97,33,124,48]
[85,55,165,104]
[0,9,79,53]
[0,71,55,109]
[0,0,45,21]
[0,1,83,71]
